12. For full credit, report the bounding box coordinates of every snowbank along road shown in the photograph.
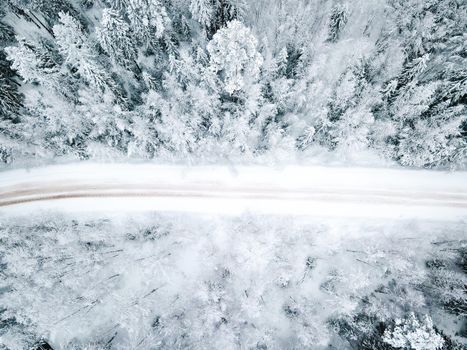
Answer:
[0,163,466,220]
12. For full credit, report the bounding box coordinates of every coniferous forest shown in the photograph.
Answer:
[0,0,465,167]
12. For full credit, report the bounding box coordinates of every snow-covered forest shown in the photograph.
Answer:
[0,0,465,167]
[1,213,466,349]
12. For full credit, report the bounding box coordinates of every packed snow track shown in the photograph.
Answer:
[0,163,466,220]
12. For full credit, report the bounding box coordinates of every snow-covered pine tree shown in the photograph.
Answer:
[0,75,22,123]
[208,0,247,35]
[138,47,216,158]
[327,4,348,43]
[190,0,213,30]
[205,20,266,154]
[0,21,22,122]
[5,37,53,86]
[53,12,109,91]
[275,47,288,78]
[318,62,377,153]
[0,20,23,163]
[207,20,263,94]
[125,0,170,49]
[97,8,137,69]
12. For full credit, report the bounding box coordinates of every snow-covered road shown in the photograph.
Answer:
[0,163,466,220]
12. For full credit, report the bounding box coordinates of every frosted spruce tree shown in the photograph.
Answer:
[207,20,263,94]
[189,0,213,30]
[125,0,170,48]
[206,20,266,155]
[5,38,56,86]
[53,12,109,91]
[97,9,137,69]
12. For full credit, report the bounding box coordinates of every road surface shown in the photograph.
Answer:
[0,163,466,219]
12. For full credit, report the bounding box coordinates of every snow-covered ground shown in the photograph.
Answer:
[1,163,466,220]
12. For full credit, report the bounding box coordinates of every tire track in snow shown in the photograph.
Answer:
[0,163,466,219]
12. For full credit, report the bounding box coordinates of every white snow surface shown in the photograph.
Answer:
[0,162,466,220]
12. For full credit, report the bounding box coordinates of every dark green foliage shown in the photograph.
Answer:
[284,44,302,79]
[31,0,79,25]
[0,21,14,44]
[0,77,23,120]
[330,317,395,350]
[328,4,348,42]
[34,340,54,350]
[210,0,236,32]
[423,244,467,317]
[0,20,23,132]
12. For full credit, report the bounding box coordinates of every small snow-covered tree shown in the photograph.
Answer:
[53,12,108,91]
[275,47,288,77]
[328,4,348,42]
[0,59,23,164]
[0,26,23,122]
[190,0,213,29]
[397,104,465,168]
[0,77,22,120]
[141,87,199,157]
[211,0,247,32]
[321,64,377,152]
[382,313,445,350]
[207,20,263,94]
[97,9,137,68]
[15,0,78,25]
[77,88,130,154]
[126,0,170,47]
[5,38,51,85]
